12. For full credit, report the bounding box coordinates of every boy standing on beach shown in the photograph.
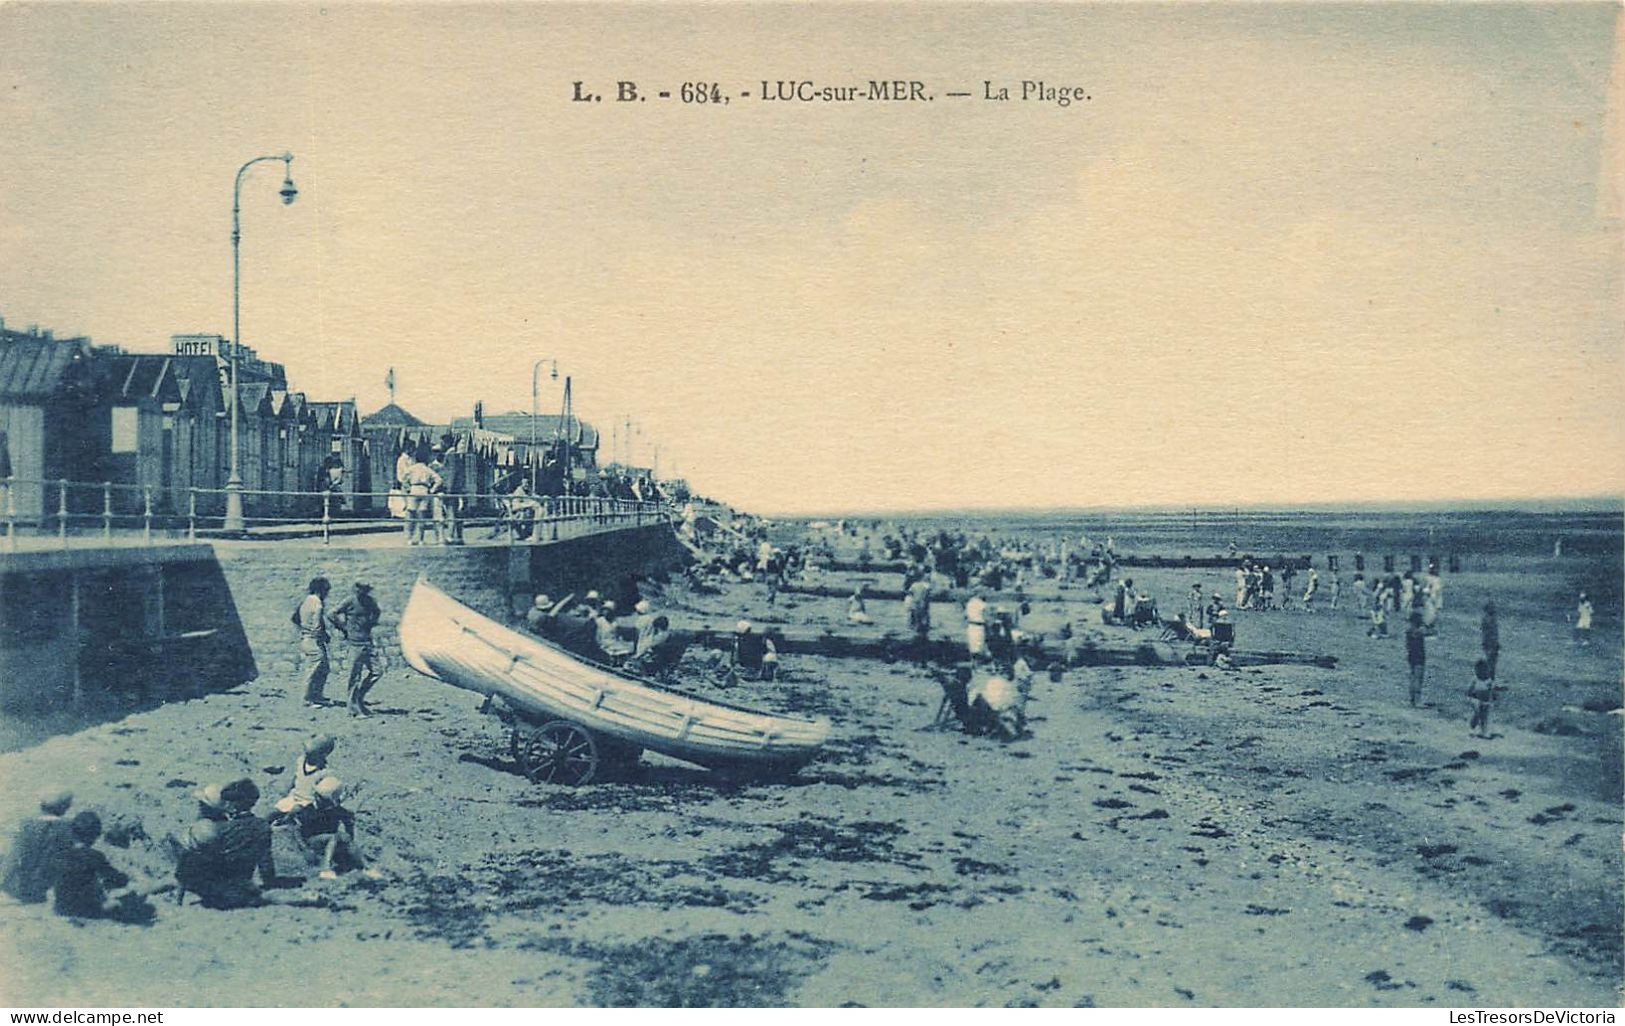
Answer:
[1480,602,1500,681]
[1468,658,1499,738]
[1366,585,1388,638]
[331,582,382,716]
[293,577,332,707]
[1405,612,1426,706]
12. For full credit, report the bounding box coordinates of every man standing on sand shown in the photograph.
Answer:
[1480,601,1500,681]
[1421,566,1443,634]
[907,576,933,641]
[1187,583,1205,629]
[1329,569,1342,611]
[293,578,333,708]
[1574,592,1593,646]
[1405,612,1427,706]
[964,592,989,659]
[330,582,383,716]
[1468,658,1500,739]
[1302,568,1319,612]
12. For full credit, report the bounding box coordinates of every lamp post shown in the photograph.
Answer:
[223,152,298,533]
[530,358,559,493]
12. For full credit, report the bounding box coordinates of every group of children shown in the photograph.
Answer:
[0,791,147,922]
[0,735,380,924]
[174,734,377,910]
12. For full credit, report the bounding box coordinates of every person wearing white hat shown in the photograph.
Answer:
[967,675,1024,740]
[525,593,555,634]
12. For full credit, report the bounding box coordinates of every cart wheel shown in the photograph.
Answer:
[511,720,600,785]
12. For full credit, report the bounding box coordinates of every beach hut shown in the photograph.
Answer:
[99,353,184,514]
[0,333,105,522]
[169,356,224,515]
[307,400,366,513]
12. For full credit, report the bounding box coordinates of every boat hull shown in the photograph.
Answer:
[398,579,831,773]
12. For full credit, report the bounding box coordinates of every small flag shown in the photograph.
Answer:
[385,367,396,400]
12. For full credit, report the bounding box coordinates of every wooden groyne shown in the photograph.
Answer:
[670,622,1336,670]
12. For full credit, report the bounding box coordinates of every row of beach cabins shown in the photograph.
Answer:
[0,324,602,529]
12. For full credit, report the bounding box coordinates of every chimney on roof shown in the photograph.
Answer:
[41,329,53,341]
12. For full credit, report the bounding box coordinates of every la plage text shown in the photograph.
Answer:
[570,80,1089,107]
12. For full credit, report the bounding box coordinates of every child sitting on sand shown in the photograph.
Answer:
[293,777,381,881]
[53,812,149,922]
[273,735,337,823]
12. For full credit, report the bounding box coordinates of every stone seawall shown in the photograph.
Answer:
[0,524,689,745]
[212,524,690,686]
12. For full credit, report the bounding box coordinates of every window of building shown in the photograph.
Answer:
[112,407,139,454]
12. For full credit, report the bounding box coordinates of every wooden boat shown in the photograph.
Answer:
[398,578,831,784]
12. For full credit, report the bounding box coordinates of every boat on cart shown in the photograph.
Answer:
[398,578,832,785]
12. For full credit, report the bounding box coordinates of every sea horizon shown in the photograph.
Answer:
[764,494,1625,521]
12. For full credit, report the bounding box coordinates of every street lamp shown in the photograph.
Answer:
[530,358,559,493]
[223,151,297,533]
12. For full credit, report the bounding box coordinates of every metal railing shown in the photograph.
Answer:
[0,476,673,550]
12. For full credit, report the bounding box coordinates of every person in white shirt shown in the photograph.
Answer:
[1422,569,1444,632]
[394,448,415,488]
[293,578,332,706]
[400,459,442,546]
[964,593,988,659]
[1574,592,1593,646]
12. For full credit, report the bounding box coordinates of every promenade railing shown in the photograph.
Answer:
[0,476,673,551]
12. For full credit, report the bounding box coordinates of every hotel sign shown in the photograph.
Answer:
[172,337,222,357]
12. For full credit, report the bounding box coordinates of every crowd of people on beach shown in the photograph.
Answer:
[5,504,1607,936]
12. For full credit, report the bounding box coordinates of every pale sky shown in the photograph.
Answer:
[2,3,1620,514]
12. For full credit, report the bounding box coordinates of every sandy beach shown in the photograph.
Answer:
[0,539,1619,1007]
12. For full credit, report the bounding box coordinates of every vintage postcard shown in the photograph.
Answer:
[0,1,1620,1011]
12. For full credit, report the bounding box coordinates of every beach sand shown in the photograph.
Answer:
[0,551,1618,1007]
